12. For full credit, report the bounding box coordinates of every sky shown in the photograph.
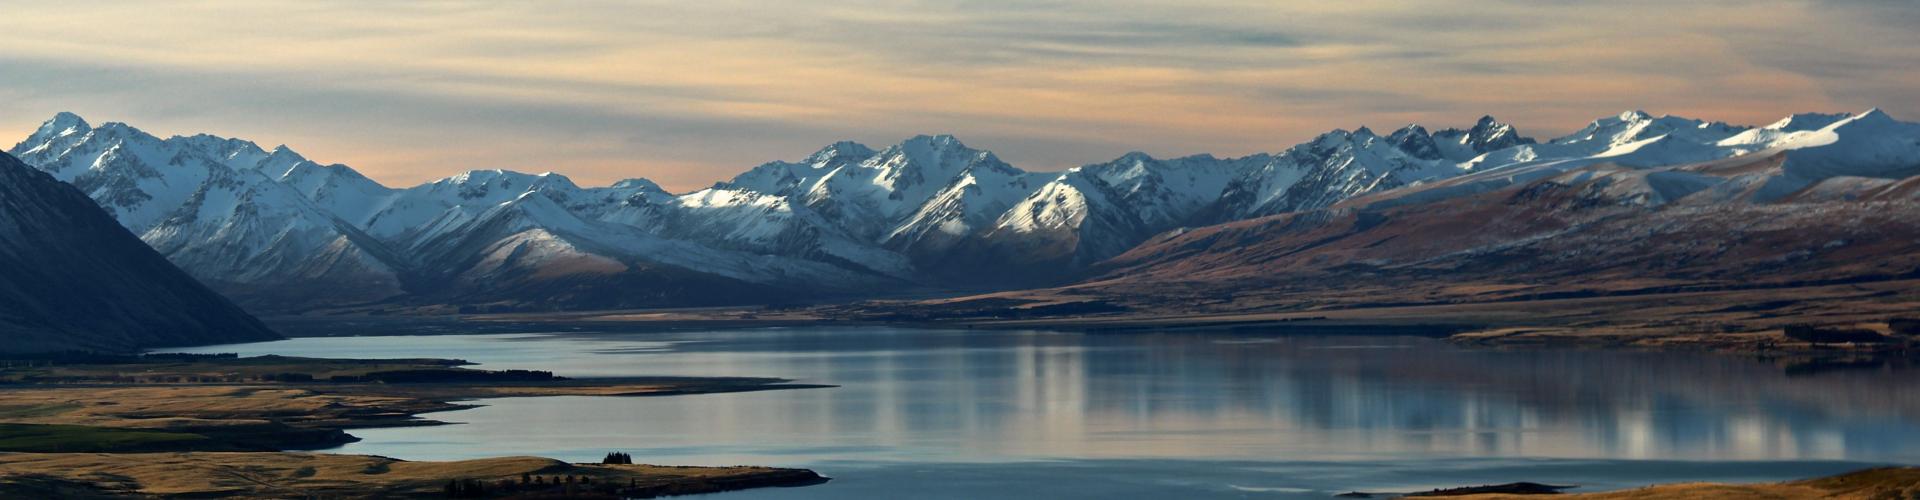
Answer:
[1,0,1916,192]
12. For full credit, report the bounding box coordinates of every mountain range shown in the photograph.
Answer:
[0,150,278,352]
[9,108,1918,313]
[1055,109,1920,321]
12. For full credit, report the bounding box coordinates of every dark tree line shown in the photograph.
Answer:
[437,452,648,498]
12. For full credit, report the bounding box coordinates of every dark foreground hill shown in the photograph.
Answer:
[0,152,278,353]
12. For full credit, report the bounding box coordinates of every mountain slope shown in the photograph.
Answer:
[944,153,1260,284]
[0,152,278,353]
[744,135,1048,259]
[939,117,1535,284]
[9,109,1914,313]
[1086,110,1920,312]
[5,113,1541,306]
[6,116,406,310]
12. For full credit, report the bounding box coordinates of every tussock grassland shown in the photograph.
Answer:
[1446,467,1920,499]
[0,452,825,498]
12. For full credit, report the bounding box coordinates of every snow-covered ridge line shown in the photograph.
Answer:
[7,108,1914,308]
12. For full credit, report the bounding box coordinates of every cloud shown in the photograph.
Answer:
[0,0,1914,190]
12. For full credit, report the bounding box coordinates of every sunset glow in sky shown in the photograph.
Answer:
[3,0,1915,191]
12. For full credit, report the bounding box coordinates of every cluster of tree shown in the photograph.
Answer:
[83,372,391,385]
[254,372,314,382]
[456,304,523,314]
[442,478,494,498]
[1890,317,1920,336]
[140,352,239,361]
[602,451,634,464]
[114,375,247,384]
[444,473,656,498]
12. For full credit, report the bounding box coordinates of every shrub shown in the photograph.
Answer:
[1889,317,1920,336]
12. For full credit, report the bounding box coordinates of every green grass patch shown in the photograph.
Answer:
[0,403,80,418]
[0,423,214,452]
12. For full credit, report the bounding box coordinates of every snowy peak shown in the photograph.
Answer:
[1307,128,1360,150]
[251,144,310,173]
[988,151,1251,263]
[610,178,666,193]
[1445,110,1755,170]
[10,109,1918,310]
[1379,116,1535,162]
[723,141,879,196]
[1457,115,1534,150]
[1387,125,1443,160]
[1290,125,1450,178]
[43,111,89,133]
[860,135,1039,249]
[171,134,268,166]
[1203,121,1468,221]
[432,169,581,199]
[1764,112,1853,132]
[1770,108,1920,182]
[1555,110,1746,148]
[866,134,1021,186]
[1374,107,1920,209]
[3,114,407,305]
[805,140,877,164]
[892,134,1004,169]
[19,112,91,149]
[10,113,345,183]
[1850,107,1896,126]
[278,161,390,209]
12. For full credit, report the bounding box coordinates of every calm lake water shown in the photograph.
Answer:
[166,325,1920,498]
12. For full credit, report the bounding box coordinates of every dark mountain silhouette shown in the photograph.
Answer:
[0,152,278,353]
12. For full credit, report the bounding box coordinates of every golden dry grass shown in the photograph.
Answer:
[0,366,815,454]
[0,452,816,498]
[1450,467,1920,499]
[0,374,803,433]
[0,385,431,431]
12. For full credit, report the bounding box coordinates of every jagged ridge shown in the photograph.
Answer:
[9,109,1916,311]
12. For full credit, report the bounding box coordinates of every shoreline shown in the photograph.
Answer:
[261,278,1920,360]
[0,452,829,498]
[10,332,1917,497]
[1422,467,1920,499]
[0,354,833,497]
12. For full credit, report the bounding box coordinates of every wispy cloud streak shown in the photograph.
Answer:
[0,0,1912,189]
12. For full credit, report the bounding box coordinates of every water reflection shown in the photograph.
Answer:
[169,327,1920,469]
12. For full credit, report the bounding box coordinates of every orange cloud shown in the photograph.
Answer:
[0,0,1913,191]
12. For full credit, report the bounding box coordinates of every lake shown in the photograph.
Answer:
[165,325,1920,498]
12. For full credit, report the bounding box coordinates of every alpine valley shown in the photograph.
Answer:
[10,109,1920,317]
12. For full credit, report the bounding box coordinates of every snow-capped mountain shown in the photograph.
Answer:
[1360,108,1920,210]
[721,135,1049,260]
[934,117,1538,283]
[0,150,278,352]
[1092,111,1920,311]
[6,115,405,309]
[953,153,1262,281]
[10,108,1917,312]
[6,116,938,310]
[1201,127,1467,222]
